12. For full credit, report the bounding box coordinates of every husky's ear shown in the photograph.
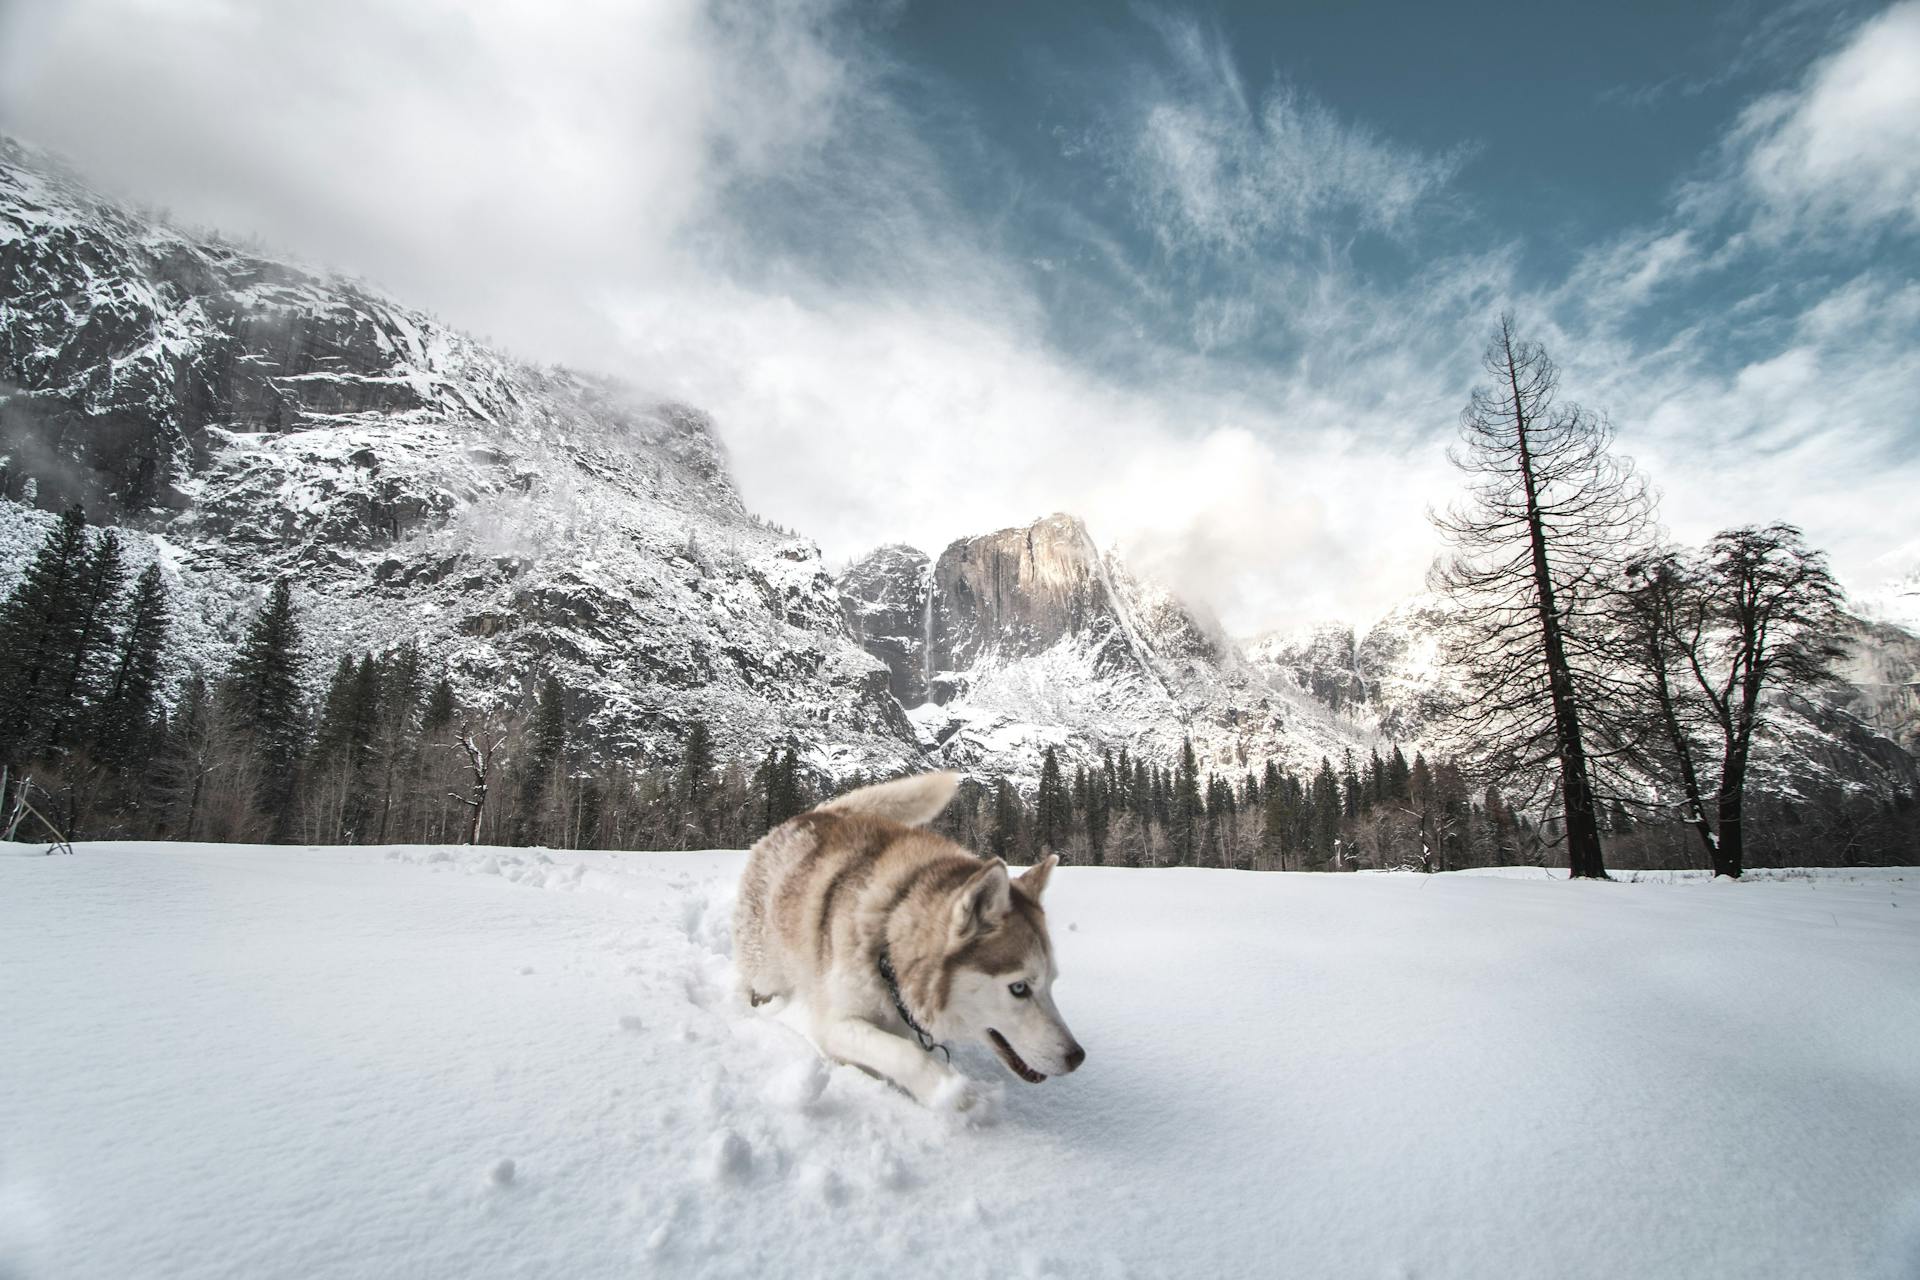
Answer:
[1016,854,1058,900]
[951,859,1012,940]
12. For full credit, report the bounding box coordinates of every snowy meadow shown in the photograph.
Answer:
[4,843,1918,1279]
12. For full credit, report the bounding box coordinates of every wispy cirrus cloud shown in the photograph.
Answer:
[1109,10,1471,266]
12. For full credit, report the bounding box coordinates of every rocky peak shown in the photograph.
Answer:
[837,543,934,707]
[932,512,1139,676]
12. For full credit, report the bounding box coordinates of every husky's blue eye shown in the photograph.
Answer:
[1009,981,1030,999]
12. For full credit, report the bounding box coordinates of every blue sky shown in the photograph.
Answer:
[3,0,1917,629]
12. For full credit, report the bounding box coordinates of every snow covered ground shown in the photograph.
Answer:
[3,843,1918,1280]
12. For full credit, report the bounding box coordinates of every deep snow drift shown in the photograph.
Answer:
[3,843,1918,1279]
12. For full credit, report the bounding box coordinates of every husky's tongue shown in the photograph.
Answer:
[988,1029,1048,1084]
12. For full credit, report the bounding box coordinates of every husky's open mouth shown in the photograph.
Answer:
[987,1029,1047,1084]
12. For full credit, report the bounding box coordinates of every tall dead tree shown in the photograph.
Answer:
[1432,315,1651,879]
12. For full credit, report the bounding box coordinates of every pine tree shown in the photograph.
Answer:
[370,643,424,842]
[225,579,307,838]
[1386,746,1412,803]
[1087,752,1113,865]
[312,656,362,767]
[307,652,383,839]
[422,678,456,735]
[1170,737,1201,865]
[0,506,93,766]
[151,669,216,840]
[1309,757,1340,870]
[1034,745,1068,855]
[348,656,382,758]
[1341,748,1362,820]
[989,778,1023,861]
[516,675,567,845]
[45,529,128,751]
[758,747,782,832]
[1432,316,1651,879]
[770,746,804,826]
[89,562,169,770]
[1204,773,1237,867]
[1261,771,1291,870]
[677,718,715,847]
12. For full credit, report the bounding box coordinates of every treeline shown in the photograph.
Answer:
[1,506,1531,866]
[0,508,802,849]
[920,740,1552,873]
[2,505,1911,870]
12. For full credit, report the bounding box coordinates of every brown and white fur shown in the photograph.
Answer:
[733,771,1085,1108]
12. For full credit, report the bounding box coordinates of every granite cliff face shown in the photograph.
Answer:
[837,543,935,708]
[1836,618,1920,757]
[929,513,1184,677]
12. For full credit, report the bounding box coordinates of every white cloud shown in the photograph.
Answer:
[1570,271,1920,603]
[0,0,856,359]
[1723,0,1920,237]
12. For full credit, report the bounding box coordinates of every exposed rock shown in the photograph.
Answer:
[1836,617,1920,756]
[837,544,933,707]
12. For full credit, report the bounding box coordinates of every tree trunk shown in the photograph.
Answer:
[1713,790,1743,878]
[1507,345,1606,880]
[1714,746,1748,878]
[1648,645,1717,863]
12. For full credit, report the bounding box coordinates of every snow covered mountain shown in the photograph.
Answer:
[0,137,915,775]
[1836,617,1920,758]
[837,513,1382,780]
[3,136,1915,807]
[1246,591,1920,810]
[1243,596,1466,745]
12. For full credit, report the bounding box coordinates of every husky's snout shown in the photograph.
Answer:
[989,1009,1086,1083]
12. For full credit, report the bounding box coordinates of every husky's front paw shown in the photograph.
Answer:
[929,1072,1002,1121]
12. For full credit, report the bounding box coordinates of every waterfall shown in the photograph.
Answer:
[920,584,935,694]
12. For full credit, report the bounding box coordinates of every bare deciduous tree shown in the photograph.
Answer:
[452,728,507,846]
[1620,525,1846,877]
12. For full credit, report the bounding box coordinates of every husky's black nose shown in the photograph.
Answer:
[1064,1044,1086,1073]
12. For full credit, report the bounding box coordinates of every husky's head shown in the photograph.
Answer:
[934,855,1085,1083]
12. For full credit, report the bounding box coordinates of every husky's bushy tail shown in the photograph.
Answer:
[818,771,960,828]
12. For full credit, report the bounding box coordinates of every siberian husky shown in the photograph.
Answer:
[733,771,1086,1108]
